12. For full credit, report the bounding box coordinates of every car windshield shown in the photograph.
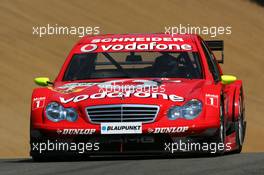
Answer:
[63,52,203,81]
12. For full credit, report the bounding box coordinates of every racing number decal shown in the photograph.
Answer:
[205,94,218,107]
[208,98,214,105]
[33,97,45,110]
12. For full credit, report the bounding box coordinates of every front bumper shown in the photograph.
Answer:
[32,119,220,136]
[30,121,222,156]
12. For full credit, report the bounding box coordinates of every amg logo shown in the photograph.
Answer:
[89,136,155,144]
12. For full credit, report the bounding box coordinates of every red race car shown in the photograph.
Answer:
[30,33,246,160]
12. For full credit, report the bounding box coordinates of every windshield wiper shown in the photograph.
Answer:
[102,52,131,78]
[152,78,163,86]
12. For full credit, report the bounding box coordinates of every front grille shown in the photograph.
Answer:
[86,104,159,124]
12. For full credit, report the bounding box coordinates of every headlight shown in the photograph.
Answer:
[45,102,78,122]
[168,99,202,120]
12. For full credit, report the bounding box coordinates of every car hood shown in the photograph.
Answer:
[49,78,212,106]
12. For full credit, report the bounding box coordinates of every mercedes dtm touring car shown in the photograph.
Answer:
[30,33,246,160]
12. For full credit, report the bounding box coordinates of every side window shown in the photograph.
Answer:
[201,41,221,82]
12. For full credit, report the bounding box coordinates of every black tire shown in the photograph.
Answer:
[30,139,54,162]
[234,95,245,153]
[215,98,226,155]
[31,153,51,162]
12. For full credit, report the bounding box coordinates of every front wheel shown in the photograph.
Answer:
[215,98,226,155]
[234,96,246,153]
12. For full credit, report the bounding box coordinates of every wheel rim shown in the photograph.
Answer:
[220,103,225,143]
[238,96,244,145]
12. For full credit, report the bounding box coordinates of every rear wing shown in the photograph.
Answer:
[205,40,224,64]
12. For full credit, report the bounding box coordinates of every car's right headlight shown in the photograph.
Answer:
[45,102,78,122]
[168,99,202,120]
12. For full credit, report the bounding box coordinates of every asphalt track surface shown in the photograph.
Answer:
[0,153,263,175]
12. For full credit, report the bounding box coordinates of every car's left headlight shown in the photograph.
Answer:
[45,102,78,122]
[168,99,202,120]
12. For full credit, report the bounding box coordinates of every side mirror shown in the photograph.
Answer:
[34,77,52,86]
[221,75,237,85]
